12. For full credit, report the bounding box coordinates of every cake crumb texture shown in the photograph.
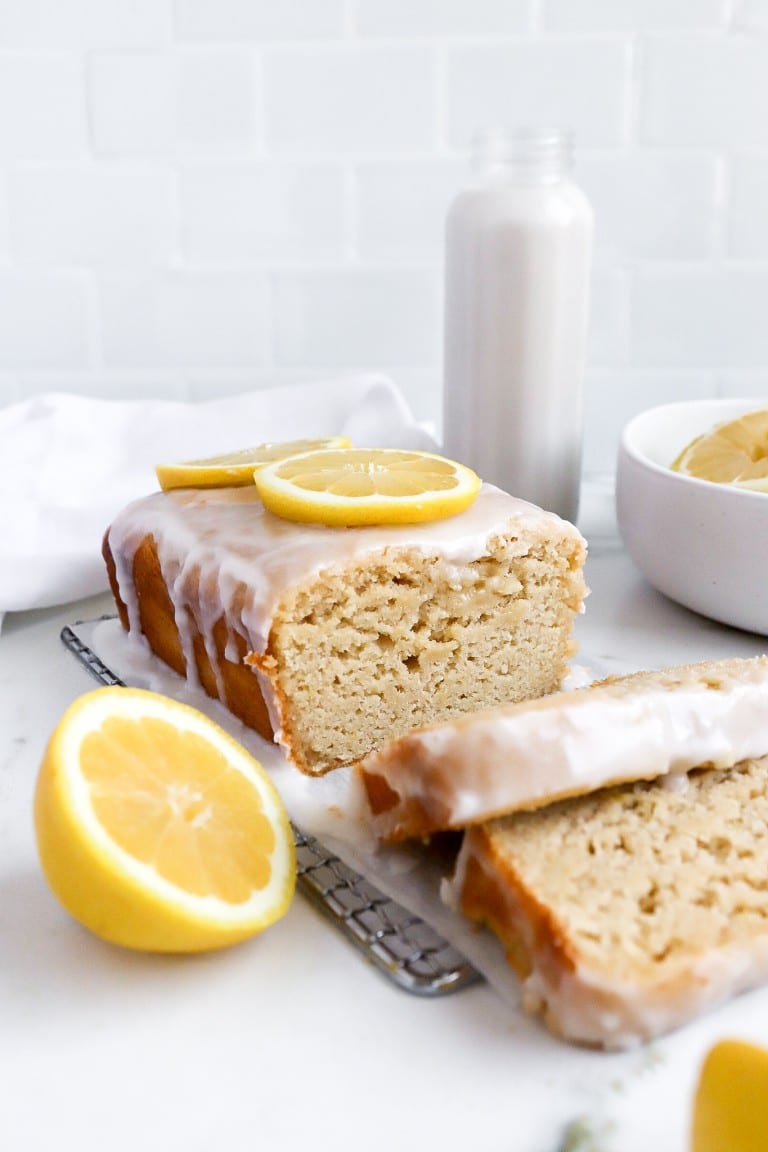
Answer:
[482,756,768,983]
[258,532,585,773]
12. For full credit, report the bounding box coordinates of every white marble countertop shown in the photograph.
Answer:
[3,480,768,1152]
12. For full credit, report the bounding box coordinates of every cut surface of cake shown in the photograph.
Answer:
[358,656,768,841]
[448,756,768,1049]
[103,483,586,775]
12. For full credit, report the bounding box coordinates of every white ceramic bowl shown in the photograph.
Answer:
[616,398,768,636]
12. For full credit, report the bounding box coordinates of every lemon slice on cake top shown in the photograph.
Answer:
[156,435,351,491]
[252,447,482,526]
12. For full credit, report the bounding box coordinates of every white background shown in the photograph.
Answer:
[0,0,766,475]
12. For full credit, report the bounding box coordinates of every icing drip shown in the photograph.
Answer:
[107,482,581,661]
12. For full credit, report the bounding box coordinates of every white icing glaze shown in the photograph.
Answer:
[106,481,582,758]
[448,825,768,1049]
[361,657,768,837]
[519,938,768,1050]
[658,771,689,793]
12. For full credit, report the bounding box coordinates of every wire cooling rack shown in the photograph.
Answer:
[61,620,481,998]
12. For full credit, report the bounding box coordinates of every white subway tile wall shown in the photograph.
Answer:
[727,156,768,257]
[0,0,766,477]
[100,270,272,368]
[274,267,440,366]
[0,272,91,368]
[9,168,178,265]
[180,164,348,261]
[264,47,438,153]
[0,56,89,162]
[447,40,632,147]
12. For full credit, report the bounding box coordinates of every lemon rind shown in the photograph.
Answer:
[253,448,482,527]
[155,435,352,492]
[37,687,295,933]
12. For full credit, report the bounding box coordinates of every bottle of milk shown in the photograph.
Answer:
[442,129,593,524]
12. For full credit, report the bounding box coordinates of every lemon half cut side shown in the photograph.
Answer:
[34,687,295,953]
[156,435,352,491]
[252,447,482,527]
[672,409,768,491]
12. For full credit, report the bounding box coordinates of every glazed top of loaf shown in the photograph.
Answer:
[359,656,768,839]
[106,482,584,655]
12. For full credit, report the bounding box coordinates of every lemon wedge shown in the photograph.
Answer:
[34,687,295,953]
[155,436,352,491]
[692,1039,768,1152]
[672,409,768,491]
[252,447,482,526]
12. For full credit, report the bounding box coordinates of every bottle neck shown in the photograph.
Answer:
[471,129,573,186]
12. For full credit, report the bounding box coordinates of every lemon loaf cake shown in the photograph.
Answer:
[358,657,768,840]
[448,755,768,1049]
[103,483,586,775]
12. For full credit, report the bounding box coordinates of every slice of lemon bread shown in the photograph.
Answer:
[358,657,768,840]
[103,483,586,775]
[449,755,768,1049]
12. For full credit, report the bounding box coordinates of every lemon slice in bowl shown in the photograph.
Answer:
[672,409,768,491]
[34,687,295,953]
[155,435,351,491]
[252,447,482,526]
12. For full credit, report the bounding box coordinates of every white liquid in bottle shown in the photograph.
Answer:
[442,130,593,524]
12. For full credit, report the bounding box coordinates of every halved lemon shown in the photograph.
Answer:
[155,435,351,491]
[252,447,482,526]
[34,687,295,953]
[692,1039,768,1152]
[672,409,768,491]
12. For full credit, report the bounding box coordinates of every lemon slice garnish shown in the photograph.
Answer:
[155,436,352,491]
[672,409,768,491]
[692,1039,768,1152]
[34,687,295,953]
[252,447,482,527]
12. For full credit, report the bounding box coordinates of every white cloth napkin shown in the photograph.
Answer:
[0,375,436,624]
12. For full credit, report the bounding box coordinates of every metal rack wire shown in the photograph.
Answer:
[61,621,481,998]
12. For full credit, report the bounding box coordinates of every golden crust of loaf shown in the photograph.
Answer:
[455,756,768,1048]
[103,531,274,740]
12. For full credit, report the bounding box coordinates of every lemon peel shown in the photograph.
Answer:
[156,436,352,491]
[34,687,295,952]
[252,447,482,526]
[692,1039,768,1152]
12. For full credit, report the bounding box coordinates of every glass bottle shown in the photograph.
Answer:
[442,129,593,524]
